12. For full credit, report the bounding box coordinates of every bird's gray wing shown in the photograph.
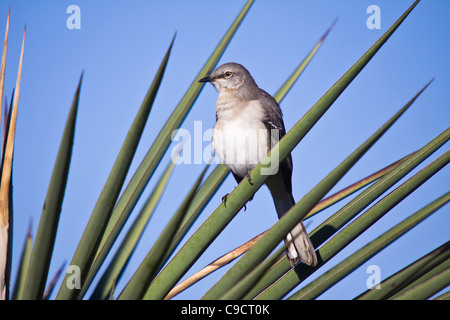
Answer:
[259,89,294,196]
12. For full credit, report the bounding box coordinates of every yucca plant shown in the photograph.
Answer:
[0,0,448,302]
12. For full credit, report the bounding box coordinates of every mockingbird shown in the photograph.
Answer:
[199,62,317,267]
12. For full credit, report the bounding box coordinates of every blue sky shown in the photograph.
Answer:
[2,1,449,300]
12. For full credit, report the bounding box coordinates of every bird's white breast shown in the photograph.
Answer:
[212,99,269,178]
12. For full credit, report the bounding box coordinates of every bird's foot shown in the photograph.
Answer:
[246,173,254,185]
[222,193,229,207]
[222,193,248,212]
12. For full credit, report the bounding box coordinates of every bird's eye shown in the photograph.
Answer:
[224,71,232,78]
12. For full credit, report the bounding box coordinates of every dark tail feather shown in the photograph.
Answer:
[272,191,317,267]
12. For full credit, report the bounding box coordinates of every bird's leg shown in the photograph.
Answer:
[222,193,229,207]
[222,193,248,212]
[245,173,254,185]
[244,172,254,211]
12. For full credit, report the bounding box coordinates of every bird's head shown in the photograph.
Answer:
[199,62,257,92]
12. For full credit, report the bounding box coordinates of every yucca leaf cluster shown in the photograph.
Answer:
[0,0,448,301]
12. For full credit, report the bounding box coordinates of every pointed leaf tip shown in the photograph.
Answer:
[27,218,33,239]
[75,71,84,94]
[320,18,338,42]
[167,32,176,53]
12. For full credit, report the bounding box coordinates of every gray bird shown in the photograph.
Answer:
[199,62,318,267]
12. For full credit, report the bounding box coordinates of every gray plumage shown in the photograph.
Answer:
[199,62,317,267]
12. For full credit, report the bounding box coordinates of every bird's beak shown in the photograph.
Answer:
[199,76,212,83]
